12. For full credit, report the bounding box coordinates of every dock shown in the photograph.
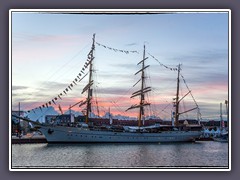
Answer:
[12,135,47,144]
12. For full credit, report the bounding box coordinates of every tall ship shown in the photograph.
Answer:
[12,34,203,143]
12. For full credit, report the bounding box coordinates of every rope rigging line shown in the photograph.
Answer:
[161,103,172,114]
[180,73,202,120]
[91,79,131,117]
[44,43,91,83]
[146,68,165,120]
[110,101,128,117]
[20,43,91,112]
[179,84,188,119]
[147,52,178,71]
[23,45,94,115]
[94,88,100,117]
[180,73,199,107]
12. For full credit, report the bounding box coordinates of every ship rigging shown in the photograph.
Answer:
[12,34,203,143]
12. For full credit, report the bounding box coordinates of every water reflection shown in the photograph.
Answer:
[12,142,228,168]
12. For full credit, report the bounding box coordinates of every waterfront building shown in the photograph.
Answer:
[45,114,74,125]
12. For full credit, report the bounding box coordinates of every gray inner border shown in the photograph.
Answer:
[1,0,239,179]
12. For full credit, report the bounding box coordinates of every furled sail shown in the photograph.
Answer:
[82,80,94,94]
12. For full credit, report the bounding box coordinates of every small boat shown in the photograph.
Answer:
[213,132,228,142]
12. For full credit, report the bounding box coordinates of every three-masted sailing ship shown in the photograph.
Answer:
[12,34,203,143]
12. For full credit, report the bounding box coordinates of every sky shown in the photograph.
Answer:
[11,10,229,121]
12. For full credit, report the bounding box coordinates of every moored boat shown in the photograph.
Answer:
[12,34,203,143]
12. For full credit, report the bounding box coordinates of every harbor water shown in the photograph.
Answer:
[11,141,229,168]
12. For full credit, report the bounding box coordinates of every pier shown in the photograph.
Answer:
[12,135,47,144]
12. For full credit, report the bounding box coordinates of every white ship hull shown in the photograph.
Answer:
[39,126,202,143]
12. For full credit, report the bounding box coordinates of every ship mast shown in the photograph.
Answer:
[85,34,95,124]
[139,45,147,126]
[174,64,181,126]
[173,64,199,126]
[126,45,151,127]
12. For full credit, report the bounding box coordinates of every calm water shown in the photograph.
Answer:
[11,141,228,168]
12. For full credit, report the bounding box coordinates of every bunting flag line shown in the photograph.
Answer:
[147,52,178,71]
[58,95,62,100]
[52,99,56,105]
[25,47,94,114]
[96,42,139,54]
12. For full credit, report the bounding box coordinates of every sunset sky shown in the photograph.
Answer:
[11,10,229,121]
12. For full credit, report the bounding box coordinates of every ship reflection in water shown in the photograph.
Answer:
[12,141,228,168]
